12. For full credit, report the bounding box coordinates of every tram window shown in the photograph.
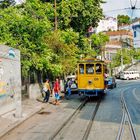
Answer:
[96,64,102,74]
[86,64,94,74]
[79,64,84,74]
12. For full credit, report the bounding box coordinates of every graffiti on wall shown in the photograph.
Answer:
[0,66,6,98]
[0,81,6,98]
[0,66,15,99]
[8,48,16,58]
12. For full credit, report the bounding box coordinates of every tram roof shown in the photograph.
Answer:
[78,58,105,63]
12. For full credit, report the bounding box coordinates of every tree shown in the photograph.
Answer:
[0,0,105,81]
[0,0,53,77]
[90,33,109,56]
[111,48,132,68]
[0,0,80,79]
[0,0,16,9]
[44,30,79,76]
[117,15,131,26]
[53,0,104,33]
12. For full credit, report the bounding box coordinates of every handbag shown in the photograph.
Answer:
[43,86,48,92]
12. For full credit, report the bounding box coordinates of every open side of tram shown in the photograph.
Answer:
[77,58,107,97]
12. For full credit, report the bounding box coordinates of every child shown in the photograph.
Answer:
[53,78,60,105]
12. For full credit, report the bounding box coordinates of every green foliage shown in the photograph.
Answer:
[90,33,109,55]
[44,30,79,76]
[117,15,131,26]
[111,48,132,68]
[0,0,53,76]
[58,0,104,33]
[132,48,140,60]
[0,0,104,79]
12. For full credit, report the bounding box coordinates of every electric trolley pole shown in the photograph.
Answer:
[54,0,57,30]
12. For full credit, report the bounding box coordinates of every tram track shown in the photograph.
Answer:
[50,97,101,140]
[116,92,138,140]
[82,100,101,140]
[49,97,88,140]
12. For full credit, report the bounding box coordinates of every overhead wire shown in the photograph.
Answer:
[104,8,130,13]
[129,0,139,30]
[104,0,140,14]
[134,0,138,7]
[104,0,140,47]
[129,0,133,7]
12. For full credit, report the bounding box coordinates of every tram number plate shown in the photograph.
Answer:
[94,78,99,81]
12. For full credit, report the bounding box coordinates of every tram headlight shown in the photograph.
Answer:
[88,80,92,85]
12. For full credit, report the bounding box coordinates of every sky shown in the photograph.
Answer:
[102,0,140,18]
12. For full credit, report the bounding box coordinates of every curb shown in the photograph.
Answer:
[0,107,43,139]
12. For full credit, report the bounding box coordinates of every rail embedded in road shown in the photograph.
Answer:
[49,97,88,140]
[116,93,138,140]
[50,97,101,140]
[82,99,101,140]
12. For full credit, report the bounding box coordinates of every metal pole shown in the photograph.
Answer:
[54,0,57,30]
[89,39,91,49]
[121,46,123,71]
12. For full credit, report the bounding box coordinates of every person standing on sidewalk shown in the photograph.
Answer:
[65,79,72,100]
[53,78,60,105]
[43,78,51,103]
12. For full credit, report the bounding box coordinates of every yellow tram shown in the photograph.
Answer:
[77,58,107,97]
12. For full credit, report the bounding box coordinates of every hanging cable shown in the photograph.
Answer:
[134,0,138,8]
[104,8,130,13]
[128,0,140,31]
[129,0,133,7]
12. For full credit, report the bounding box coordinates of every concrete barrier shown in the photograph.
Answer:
[0,45,21,117]
[29,83,42,99]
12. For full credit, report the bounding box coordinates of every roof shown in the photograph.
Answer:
[78,58,104,63]
[105,30,133,36]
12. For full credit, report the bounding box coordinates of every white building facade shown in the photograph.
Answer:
[16,0,25,4]
[96,17,118,33]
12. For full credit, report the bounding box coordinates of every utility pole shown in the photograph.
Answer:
[121,46,123,72]
[54,0,57,30]
[120,36,124,72]
[89,39,92,50]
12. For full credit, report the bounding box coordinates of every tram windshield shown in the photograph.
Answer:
[96,63,102,74]
[86,64,94,74]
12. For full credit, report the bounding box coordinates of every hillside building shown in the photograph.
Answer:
[104,30,133,61]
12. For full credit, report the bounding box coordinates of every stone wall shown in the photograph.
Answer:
[0,45,21,116]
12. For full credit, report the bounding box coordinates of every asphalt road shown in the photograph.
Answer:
[122,80,140,140]
[1,79,140,140]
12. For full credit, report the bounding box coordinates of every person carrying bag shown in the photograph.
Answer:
[43,78,51,103]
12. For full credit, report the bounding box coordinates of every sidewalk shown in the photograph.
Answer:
[0,99,44,138]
